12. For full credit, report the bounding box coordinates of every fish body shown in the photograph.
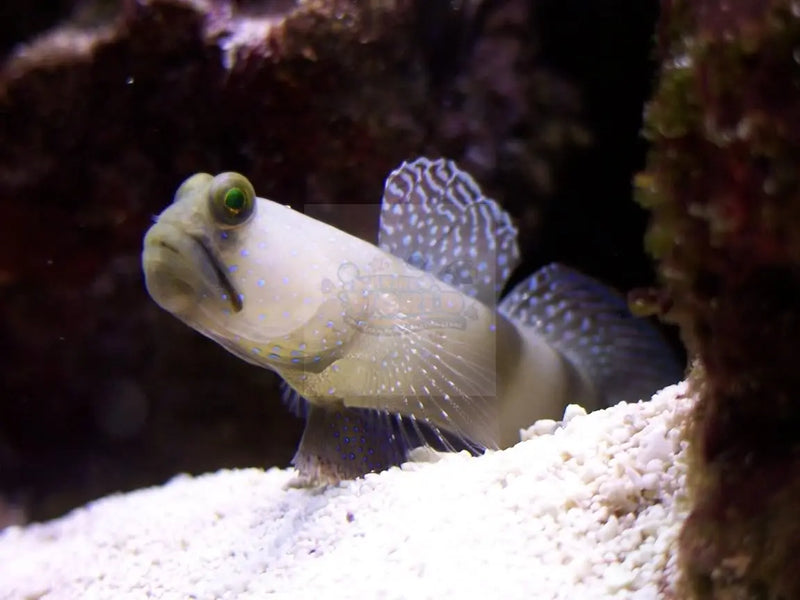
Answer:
[142,159,681,482]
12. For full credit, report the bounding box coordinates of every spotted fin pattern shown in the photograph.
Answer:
[291,402,484,483]
[292,404,408,483]
[378,157,520,306]
[499,263,683,407]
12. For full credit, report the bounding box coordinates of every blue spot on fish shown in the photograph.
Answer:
[240,249,250,257]
[228,265,238,273]
[257,279,265,287]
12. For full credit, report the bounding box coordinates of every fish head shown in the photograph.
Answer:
[143,172,255,320]
[143,172,350,370]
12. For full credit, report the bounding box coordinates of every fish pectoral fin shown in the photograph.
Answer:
[323,332,502,453]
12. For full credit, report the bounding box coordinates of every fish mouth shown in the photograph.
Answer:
[187,236,243,313]
[143,225,243,314]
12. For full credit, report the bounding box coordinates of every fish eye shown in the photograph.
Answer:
[208,172,256,227]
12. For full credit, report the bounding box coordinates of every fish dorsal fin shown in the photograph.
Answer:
[378,157,520,306]
[499,263,683,407]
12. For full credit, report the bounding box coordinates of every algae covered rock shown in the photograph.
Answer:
[638,0,800,596]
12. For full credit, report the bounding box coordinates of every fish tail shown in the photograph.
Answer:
[499,263,683,408]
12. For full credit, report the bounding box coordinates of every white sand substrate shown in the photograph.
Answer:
[0,382,693,600]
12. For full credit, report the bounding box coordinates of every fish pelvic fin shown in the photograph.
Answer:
[290,401,486,484]
[291,403,408,484]
[498,263,683,408]
[378,157,520,306]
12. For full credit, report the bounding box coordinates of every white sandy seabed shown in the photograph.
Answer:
[0,382,694,600]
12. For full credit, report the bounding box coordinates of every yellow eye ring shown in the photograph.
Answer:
[209,172,256,227]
